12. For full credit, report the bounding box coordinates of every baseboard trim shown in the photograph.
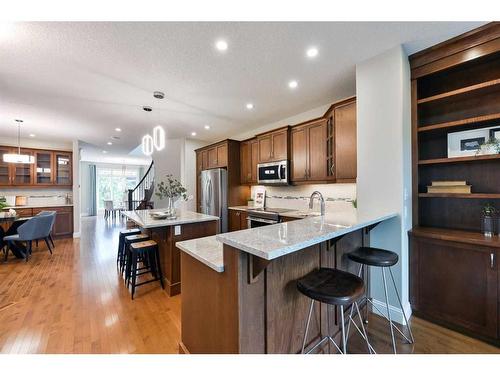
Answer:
[73,232,81,238]
[370,298,412,326]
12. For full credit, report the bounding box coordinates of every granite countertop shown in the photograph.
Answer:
[3,204,74,209]
[216,211,397,260]
[228,206,253,211]
[176,235,224,272]
[123,209,219,229]
[228,205,322,219]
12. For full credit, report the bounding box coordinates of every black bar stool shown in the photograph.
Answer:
[123,233,150,280]
[127,240,164,299]
[117,228,142,272]
[347,247,414,353]
[297,268,375,354]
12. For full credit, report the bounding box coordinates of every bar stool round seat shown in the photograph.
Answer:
[297,268,364,306]
[347,246,414,354]
[347,247,398,267]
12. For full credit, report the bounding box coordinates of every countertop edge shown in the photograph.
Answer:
[123,210,219,228]
[176,240,224,273]
[216,213,398,260]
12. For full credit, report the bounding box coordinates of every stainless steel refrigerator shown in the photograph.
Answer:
[200,168,228,233]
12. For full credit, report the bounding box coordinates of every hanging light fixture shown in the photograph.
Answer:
[3,120,35,164]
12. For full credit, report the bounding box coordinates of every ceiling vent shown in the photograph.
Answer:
[153,91,165,99]
[143,106,152,112]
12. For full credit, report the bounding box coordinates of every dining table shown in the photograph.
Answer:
[0,212,32,259]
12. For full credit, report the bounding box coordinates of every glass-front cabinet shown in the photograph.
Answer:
[35,151,53,184]
[0,147,72,187]
[11,149,34,185]
[55,153,72,186]
[0,146,12,186]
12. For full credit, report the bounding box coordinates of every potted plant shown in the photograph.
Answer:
[0,196,7,210]
[155,174,188,218]
[247,198,254,207]
[481,202,497,237]
[477,137,500,156]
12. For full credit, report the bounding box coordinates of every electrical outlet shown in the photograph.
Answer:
[175,225,181,236]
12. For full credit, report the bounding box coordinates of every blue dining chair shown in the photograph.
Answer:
[36,211,57,249]
[3,214,55,261]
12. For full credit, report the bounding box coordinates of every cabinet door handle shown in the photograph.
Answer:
[304,169,307,179]
[330,163,335,175]
[491,253,495,269]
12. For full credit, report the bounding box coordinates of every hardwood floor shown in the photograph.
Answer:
[0,216,498,354]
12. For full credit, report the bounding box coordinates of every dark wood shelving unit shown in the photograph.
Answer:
[409,22,500,346]
[417,78,500,104]
[418,193,500,199]
[418,153,500,165]
[417,112,500,133]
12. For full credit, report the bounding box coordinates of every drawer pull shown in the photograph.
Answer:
[491,253,495,269]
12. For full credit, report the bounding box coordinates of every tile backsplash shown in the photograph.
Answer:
[250,183,356,213]
[1,189,72,207]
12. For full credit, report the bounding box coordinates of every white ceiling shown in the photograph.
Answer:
[0,22,485,157]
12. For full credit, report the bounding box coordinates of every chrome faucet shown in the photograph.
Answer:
[309,191,325,216]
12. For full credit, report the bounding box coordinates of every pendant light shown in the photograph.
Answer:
[3,119,35,164]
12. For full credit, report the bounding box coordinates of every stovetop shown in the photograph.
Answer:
[247,207,293,221]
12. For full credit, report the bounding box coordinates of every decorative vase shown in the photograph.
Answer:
[482,216,495,237]
[167,197,176,219]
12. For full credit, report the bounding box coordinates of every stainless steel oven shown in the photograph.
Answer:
[257,160,288,185]
[246,207,292,228]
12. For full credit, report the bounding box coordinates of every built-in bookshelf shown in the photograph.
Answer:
[413,47,500,232]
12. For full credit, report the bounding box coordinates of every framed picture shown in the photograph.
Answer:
[254,186,266,208]
[447,126,499,158]
[489,127,500,141]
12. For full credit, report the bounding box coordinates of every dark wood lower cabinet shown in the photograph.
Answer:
[3,206,74,238]
[409,230,499,344]
[228,209,248,231]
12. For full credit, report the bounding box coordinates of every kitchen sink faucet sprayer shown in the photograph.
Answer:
[309,191,325,216]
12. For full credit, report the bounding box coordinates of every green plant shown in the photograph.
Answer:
[482,202,497,217]
[477,137,500,155]
[155,174,188,201]
[352,198,357,209]
[0,196,7,210]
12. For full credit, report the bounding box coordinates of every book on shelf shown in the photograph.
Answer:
[430,180,467,186]
[426,185,471,194]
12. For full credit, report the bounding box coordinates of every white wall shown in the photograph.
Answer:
[356,45,412,324]
[151,138,209,209]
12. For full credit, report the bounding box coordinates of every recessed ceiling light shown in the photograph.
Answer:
[215,40,228,52]
[306,47,319,58]
[288,80,298,89]
[204,125,210,130]
[246,103,254,110]
[102,150,107,154]
[29,134,36,137]
[191,132,197,136]
[115,128,121,132]
[107,142,112,145]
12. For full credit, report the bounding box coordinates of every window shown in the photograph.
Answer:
[96,166,140,210]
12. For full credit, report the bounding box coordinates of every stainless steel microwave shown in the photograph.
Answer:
[257,160,289,185]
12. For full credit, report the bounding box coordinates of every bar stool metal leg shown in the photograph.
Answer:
[301,299,315,354]
[389,267,414,344]
[340,305,347,354]
[382,267,397,354]
[364,265,369,324]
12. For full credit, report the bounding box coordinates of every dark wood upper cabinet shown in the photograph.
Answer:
[250,140,258,183]
[216,144,228,168]
[208,147,218,168]
[240,138,259,185]
[240,140,251,184]
[257,127,290,163]
[0,146,71,188]
[201,150,209,170]
[55,152,72,186]
[334,99,357,182]
[291,127,308,182]
[0,146,12,186]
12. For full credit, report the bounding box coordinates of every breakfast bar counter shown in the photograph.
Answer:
[123,209,219,296]
[177,210,397,353]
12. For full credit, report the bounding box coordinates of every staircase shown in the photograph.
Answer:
[128,161,155,210]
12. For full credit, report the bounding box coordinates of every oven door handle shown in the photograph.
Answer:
[248,216,279,225]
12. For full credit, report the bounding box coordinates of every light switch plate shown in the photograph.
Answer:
[174,225,181,236]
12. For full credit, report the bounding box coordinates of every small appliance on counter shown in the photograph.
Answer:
[15,196,27,206]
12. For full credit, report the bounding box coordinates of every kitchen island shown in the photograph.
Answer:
[123,209,219,296]
[177,210,396,353]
